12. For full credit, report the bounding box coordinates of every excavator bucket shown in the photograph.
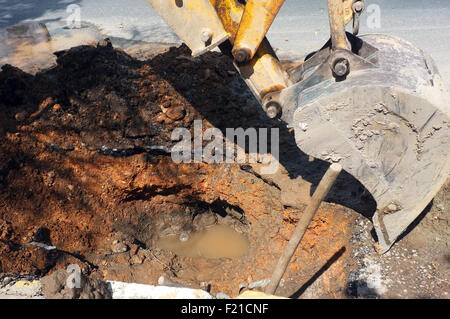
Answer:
[279,34,450,253]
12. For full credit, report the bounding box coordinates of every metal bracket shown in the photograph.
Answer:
[287,32,379,84]
[146,0,230,57]
[352,0,366,35]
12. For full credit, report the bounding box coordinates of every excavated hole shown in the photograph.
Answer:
[115,199,251,259]
[155,224,250,259]
[153,200,250,259]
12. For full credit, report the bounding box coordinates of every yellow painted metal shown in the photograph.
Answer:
[232,0,285,62]
[146,0,229,57]
[327,0,351,50]
[210,0,243,43]
[146,0,358,100]
[343,0,355,25]
[211,0,289,100]
[242,38,290,98]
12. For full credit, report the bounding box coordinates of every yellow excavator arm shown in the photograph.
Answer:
[146,0,359,104]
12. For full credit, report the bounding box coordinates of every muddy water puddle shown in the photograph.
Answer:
[156,224,250,259]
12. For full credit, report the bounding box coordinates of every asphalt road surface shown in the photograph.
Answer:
[1,0,450,84]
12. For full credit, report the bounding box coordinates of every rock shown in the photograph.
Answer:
[215,292,230,299]
[248,279,270,289]
[130,254,144,265]
[1,277,13,287]
[387,203,399,212]
[30,97,54,119]
[41,270,111,299]
[45,171,55,186]
[165,106,186,121]
[111,242,128,253]
[0,220,12,240]
[158,276,186,288]
[97,38,113,48]
[129,244,139,256]
[15,111,28,122]
[154,112,168,124]
[193,212,217,230]
[179,232,189,242]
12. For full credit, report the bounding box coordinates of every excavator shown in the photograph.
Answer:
[146,0,450,253]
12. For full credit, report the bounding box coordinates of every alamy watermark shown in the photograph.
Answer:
[66,264,81,288]
[66,4,81,29]
[366,3,381,30]
[171,120,279,175]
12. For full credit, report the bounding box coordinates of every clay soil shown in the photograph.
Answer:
[0,40,448,298]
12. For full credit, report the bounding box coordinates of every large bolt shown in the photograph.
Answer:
[352,1,365,13]
[265,102,281,119]
[332,58,350,77]
[233,48,251,64]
